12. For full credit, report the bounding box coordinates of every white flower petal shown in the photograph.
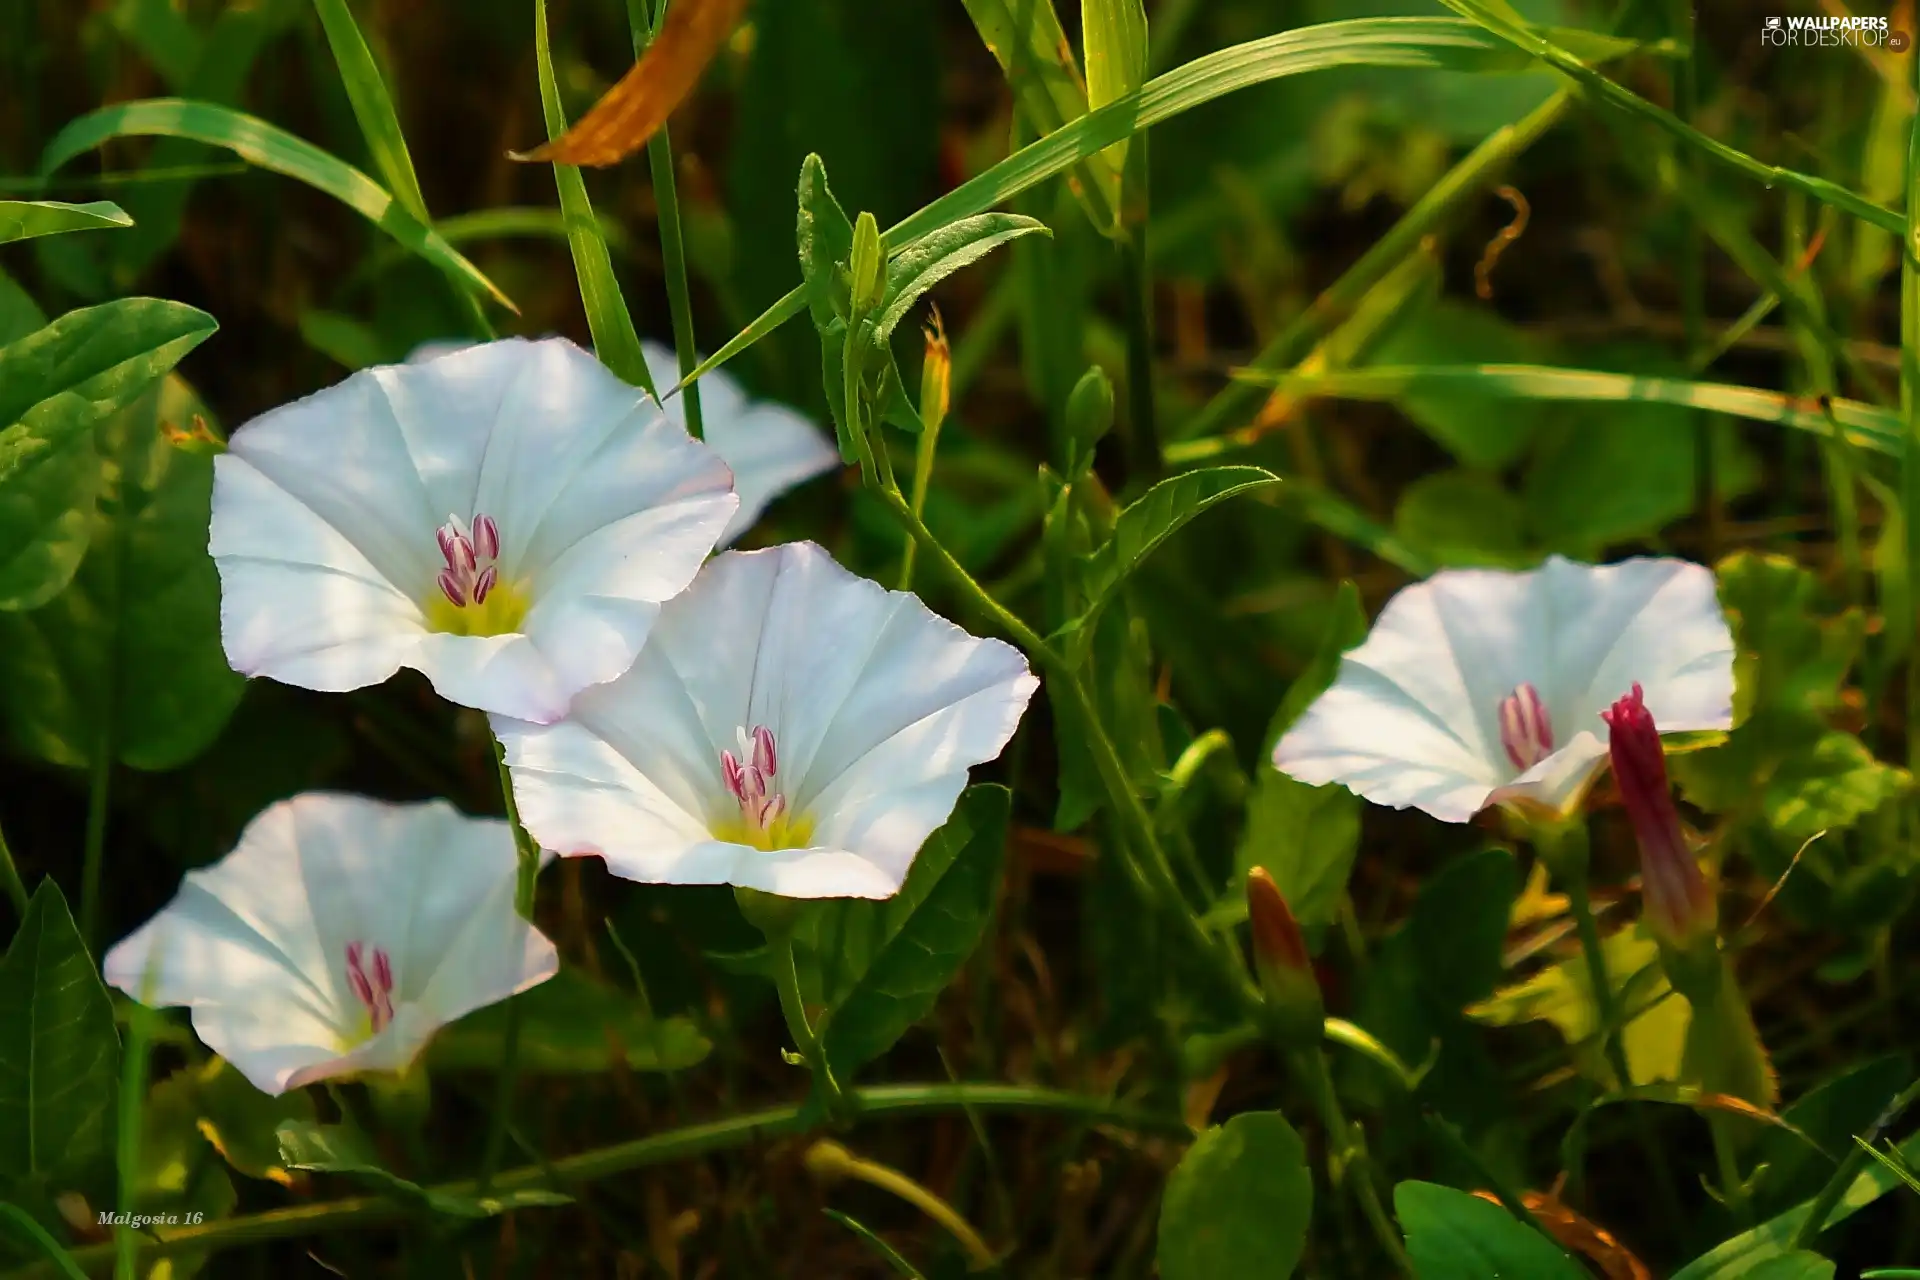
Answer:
[642,341,838,544]
[212,337,736,720]
[104,794,557,1095]
[495,541,1037,899]
[1274,555,1733,823]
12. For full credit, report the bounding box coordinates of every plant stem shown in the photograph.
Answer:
[1564,871,1634,1092]
[648,126,704,439]
[897,387,945,592]
[113,1002,154,1280]
[1118,229,1160,480]
[79,744,111,952]
[1709,1111,1752,1227]
[1291,1048,1411,1276]
[0,813,28,920]
[873,486,1261,1019]
[769,928,848,1113]
[482,735,540,1188]
[31,1084,1186,1278]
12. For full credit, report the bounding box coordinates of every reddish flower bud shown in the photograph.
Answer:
[1247,867,1323,1045]
[1602,684,1717,953]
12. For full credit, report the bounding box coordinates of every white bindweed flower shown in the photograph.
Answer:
[493,541,1038,899]
[103,794,558,1096]
[640,341,839,545]
[213,337,738,723]
[1273,555,1733,823]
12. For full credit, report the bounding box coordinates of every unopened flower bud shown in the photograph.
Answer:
[1064,365,1114,472]
[919,309,951,436]
[1247,867,1323,1045]
[850,211,884,315]
[1602,684,1718,964]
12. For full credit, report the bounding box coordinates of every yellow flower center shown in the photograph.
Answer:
[711,809,816,852]
[424,579,530,637]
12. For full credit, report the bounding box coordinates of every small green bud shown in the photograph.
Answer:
[919,308,951,435]
[849,211,884,314]
[1064,365,1114,469]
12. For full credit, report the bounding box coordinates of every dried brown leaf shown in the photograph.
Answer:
[1471,1189,1652,1280]
[512,0,746,167]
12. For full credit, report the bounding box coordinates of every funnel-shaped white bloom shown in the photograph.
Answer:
[494,541,1038,899]
[640,342,839,545]
[104,794,558,1096]
[1273,555,1733,823]
[213,337,738,723]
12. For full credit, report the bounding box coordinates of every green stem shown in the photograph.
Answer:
[27,1085,1184,1279]
[1118,229,1160,480]
[0,813,28,920]
[873,486,1260,1019]
[1292,1048,1411,1276]
[482,736,540,1186]
[648,126,704,440]
[1709,1111,1752,1226]
[1564,872,1634,1092]
[79,744,111,952]
[113,1002,154,1280]
[897,396,945,592]
[769,928,848,1113]
[1670,0,1713,561]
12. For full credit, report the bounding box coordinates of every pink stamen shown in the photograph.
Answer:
[435,512,503,609]
[1498,682,1554,771]
[720,725,789,836]
[344,941,396,1034]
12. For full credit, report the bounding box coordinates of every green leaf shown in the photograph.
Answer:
[1081,0,1148,182]
[426,968,711,1074]
[873,213,1050,343]
[186,1054,315,1183]
[807,786,1011,1080]
[1071,466,1281,634]
[1757,1054,1912,1214]
[39,99,512,313]
[1395,1181,1585,1279]
[1762,731,1910,844]
[1469,928,1691,1089]
[0,375,244,770]
[1676,1114,1920,1279]
[1406,848,1517,1010]
[0,201,132,246]
[1156,1111,1312,1280]
[1394,469,1531,568]
[532,0,653,395]
[1235,772,1358,937]
[275,1121,571,1218]
[0,298,217,611]
[310,0,428,223]
[0,881,121,1197]
[823,1209,929,1279]
[1738,1256,1837,1280]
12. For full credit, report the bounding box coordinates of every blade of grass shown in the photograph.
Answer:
[630,0,703,437]
[678,16,1601,390]
[1234,363,1903,454]
[532,0,654,395]
[309,0,491,339]
[1904,42,1920,777]
[1435,0,1902,235]
[38,99,514,312]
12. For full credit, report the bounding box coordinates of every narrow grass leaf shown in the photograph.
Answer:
[1250,363,1903,456]
[533,0,654,394]
[38,99,514,311]
[310,0,430,221]
[874,213,1050,342]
